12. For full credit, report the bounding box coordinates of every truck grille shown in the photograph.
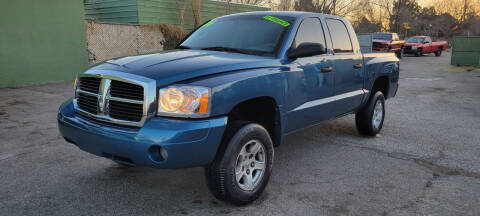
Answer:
[77,93,98,114]
[108,100,143,122]
[78,77,101,93]
[110,80,144,100]
[74,76,146,126]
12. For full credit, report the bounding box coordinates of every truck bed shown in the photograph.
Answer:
[363,52,397,62]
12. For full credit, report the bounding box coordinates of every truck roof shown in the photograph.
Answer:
[219,11,346,21]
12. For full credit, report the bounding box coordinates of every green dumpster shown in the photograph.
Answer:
[451,36,480,67]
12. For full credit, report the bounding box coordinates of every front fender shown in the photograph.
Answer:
[184,68,287,117]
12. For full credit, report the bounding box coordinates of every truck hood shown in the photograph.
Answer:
[87,49,280,86]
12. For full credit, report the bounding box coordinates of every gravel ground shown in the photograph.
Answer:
[1,50,479,216]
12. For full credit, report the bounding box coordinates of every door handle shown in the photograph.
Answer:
[321,66,333,73]
[353,63,363,69]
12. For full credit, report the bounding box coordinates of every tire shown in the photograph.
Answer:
[435,49,442,57]
[355,91,386,136]
[396,48,404,59]
[415,49,422,57]
[114,161,135,167]
[205,121,274,205]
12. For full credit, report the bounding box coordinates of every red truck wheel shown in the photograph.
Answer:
[396,49,404,59]
[415,49,422,57]
[435,49,442,57]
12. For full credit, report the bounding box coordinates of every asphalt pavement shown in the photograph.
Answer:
[1,50,479,215]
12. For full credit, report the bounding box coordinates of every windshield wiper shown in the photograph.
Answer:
[176,45,191,49]
[201,46,249,54]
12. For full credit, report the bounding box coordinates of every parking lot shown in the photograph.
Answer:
[1,50,479,215]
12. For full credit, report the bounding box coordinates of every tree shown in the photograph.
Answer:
[191,0,202,28]
[389,0,421,33]
[278,0,293,11]
[353,17,383,33]
[293,0,361,17]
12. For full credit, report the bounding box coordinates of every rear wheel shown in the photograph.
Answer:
[435,49,442,56]
[205,121,274,205]
[355,91,386,136]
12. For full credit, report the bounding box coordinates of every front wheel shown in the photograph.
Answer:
[355,91,386,136]
[396,48,404,59]
[415,49,423,57]
[205,121,274,205]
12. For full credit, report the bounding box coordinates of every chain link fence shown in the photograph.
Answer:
[86,21,165,65]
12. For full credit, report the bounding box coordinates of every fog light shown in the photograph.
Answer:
[148,146,168,162]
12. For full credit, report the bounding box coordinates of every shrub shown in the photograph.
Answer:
[159,24,188,50]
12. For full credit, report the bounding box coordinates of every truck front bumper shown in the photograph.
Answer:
[57,100,228,169]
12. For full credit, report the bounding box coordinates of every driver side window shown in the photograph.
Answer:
[292,18,326,50]
[424,37,431,43]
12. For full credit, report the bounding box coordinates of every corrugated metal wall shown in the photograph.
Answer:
[85,0,269,30]
[85,0,139,23]
[451,36,480,67]
[138,0,269,30]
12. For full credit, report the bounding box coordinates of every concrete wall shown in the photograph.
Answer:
[0,0,88,87]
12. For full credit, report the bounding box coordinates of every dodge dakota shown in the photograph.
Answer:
[58,12,399,205]
[404,36,447,57]
[372,32,405,59]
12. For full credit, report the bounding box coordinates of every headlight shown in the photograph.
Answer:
[157,85,210,118]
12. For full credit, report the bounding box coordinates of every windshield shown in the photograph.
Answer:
[180,15,293,56]
[407,37,424,43]
[373,33,392,40]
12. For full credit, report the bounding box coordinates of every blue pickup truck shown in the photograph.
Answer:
[58,11,399,205]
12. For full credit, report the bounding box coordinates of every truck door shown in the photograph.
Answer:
[284,17,335,132]
[326,18,365,116]
[423,37,432,53]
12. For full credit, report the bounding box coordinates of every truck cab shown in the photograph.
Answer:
[404,36,448,56]
[58,11,399,205]
[372,32,405,58]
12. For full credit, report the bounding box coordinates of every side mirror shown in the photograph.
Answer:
[288,43,326,59]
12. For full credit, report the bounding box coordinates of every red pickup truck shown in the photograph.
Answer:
[404,36,447,57]
[372,32,405,58]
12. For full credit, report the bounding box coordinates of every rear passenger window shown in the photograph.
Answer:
[293,18,326,50]
[326,19,353,53]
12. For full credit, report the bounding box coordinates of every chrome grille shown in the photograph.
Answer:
[76,93,98,114]
[108,100,143,122]
[78,77,101,93]
[110,80,144,100]
[73,72,154,127]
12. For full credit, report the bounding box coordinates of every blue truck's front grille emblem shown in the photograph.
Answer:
[97,79,111,115]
